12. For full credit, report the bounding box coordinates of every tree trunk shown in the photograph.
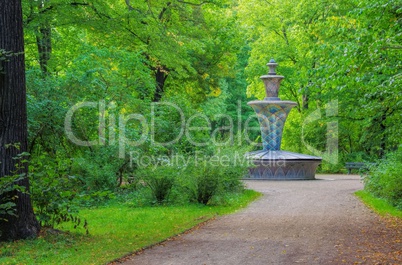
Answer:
[36,0,52,75]
[378,113,387,158]
[302,87,309,110]
[0,0,40,241]
[36,26,52,75]
[153,67,168,102]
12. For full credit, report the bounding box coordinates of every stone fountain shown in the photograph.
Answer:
[246,59,322,180]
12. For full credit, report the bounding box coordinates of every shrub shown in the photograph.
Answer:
[187,166,221,205]
[0,174,25,222]
[364,145,402,209]
[128,145,250,206]
[29,155,87,232]
[183,146,249,205]
[72,150,120,192]
[0,151,29,224]
[136,165,177,204]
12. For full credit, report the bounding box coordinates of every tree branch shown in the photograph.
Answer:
[125,0,134,11]
[177,0,213,6]
[159,2,171,20]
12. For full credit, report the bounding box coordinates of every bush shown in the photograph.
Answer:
[72,149,121,192]
[136,165,177,204]
[185,165,221,205]
[0,175,25,222]
[0,151,29,224]
[364,145,402,209]
[183,146,249,205]
[127,145,250,206]
[29,156,82,228]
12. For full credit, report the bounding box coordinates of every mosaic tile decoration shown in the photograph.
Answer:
[261,76,283,99]
[250,102,295,151]
[247,160,321,180]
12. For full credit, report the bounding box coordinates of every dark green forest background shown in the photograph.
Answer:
[18,0,402,218]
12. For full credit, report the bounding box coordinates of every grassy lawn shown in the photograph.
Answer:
[355,190,402,218]
[0,190,260,265]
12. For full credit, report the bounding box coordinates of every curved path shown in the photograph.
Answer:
[120,175,401,264]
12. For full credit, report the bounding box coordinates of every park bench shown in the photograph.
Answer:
[345,162,372,174]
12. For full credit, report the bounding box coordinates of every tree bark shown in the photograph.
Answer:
[36,26,52,75]
[302,87,309,110]
[0,0,40,241]
[153,67,168,102]
[36,0,52,75]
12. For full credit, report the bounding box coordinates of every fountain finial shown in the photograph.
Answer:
[260,59,283,99]
[267,59,278,75]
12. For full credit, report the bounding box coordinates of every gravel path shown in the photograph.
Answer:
[119,174,400,265]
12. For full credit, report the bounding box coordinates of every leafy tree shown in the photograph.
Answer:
[0,0,40,241]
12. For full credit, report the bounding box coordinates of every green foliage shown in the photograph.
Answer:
[72,149,121,192]
[238,0,402,166]
[0,49,19,73]
[187,165,221,205]
[128,145,249,206]
[14,0,401,247]
[21,0,400,168]
[0,175,24,222]
[182,146,249,205]
[0,151,29,223]
[29,155,88,232]
[363,145,402,209]
[136,165,177,204]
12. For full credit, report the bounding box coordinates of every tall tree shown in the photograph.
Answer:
[0,0,40,240]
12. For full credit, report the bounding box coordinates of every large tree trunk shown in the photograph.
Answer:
[0,0,40,241]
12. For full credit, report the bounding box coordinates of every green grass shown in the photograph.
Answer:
[355,190,402,218]
[0,189,261,265]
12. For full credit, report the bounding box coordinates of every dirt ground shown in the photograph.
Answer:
[116,175,401,265]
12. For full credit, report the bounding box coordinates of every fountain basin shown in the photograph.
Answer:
[246,150,322,180]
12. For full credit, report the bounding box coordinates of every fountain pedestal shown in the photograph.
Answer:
[246,60,321,180]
